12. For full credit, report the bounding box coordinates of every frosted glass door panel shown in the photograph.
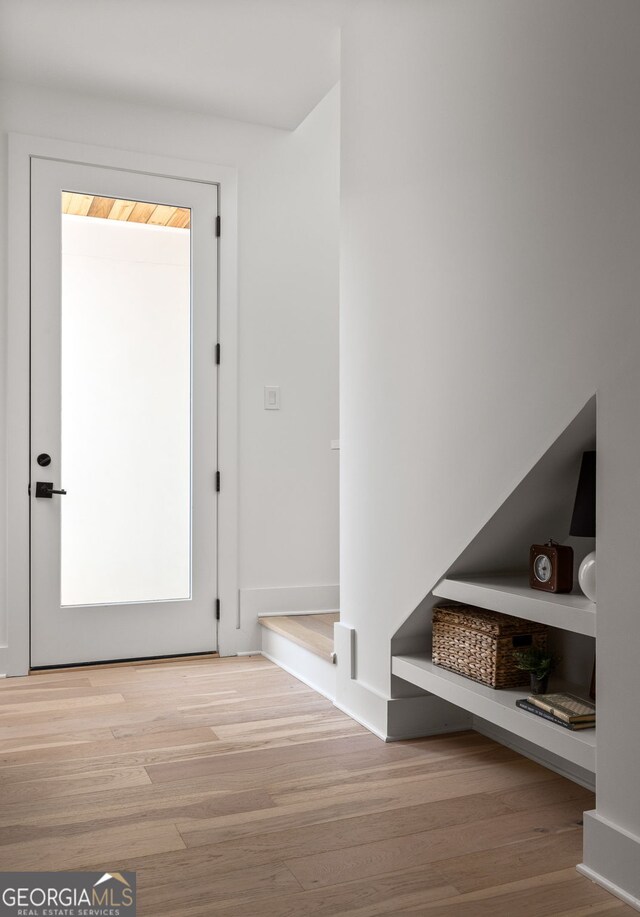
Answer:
[60,202,192,606]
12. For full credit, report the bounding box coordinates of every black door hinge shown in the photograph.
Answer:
[215,343,221,365]
[215,598,220,621]
[215,471,221,492]
[215,215,221,237]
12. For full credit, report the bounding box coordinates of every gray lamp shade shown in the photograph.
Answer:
[570,451,596,538]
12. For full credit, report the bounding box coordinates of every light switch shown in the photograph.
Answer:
[264,386,280,410]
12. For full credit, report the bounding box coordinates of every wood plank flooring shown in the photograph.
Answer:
[0,655,631,916]
[259,613,339,660]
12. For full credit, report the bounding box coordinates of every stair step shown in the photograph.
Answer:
[258,613,339,661]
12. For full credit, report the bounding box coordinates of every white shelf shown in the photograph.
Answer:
[433,574,596,638]
[392,653,596,773]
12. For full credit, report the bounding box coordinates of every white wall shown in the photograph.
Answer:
[0,80,339,655]
[340,0,640,900]
[238,86,340,596]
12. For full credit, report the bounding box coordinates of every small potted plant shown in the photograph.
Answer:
[513,646,557,694]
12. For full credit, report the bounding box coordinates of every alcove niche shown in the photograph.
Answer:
[392,395,596,785]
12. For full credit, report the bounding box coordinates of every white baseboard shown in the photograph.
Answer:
[257,610,334,618]
[260,628,336,701]
[387,693,471,741]
[332,698,388,741]
[576,863,640,911]
[580,810,640,910]
[333,623,389,738]
[577,864,640,912]
[474,718,595,790]
[240,584,339,619]
[333,685,471,743]
[333,622,470,742]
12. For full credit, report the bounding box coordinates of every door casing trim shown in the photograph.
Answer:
[5,133,239,675]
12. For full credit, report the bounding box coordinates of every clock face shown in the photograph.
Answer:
[534,554,552,583]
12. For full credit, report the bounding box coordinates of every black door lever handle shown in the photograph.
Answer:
[35,482,67,498]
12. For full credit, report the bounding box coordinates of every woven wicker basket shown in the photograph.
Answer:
[432,604,548,689]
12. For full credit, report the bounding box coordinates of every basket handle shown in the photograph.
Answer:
[512,634,533,648]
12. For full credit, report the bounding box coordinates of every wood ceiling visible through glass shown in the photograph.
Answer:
[61,192,191,229]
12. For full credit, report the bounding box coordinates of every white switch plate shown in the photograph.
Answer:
[331,440,340,450]
[264,386,280,410]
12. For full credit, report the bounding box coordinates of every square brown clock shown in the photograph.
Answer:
[529,540,573,594]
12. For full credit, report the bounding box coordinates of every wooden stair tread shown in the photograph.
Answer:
[259,613,339,661]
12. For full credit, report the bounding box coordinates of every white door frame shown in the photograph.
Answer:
[5,133,239,675]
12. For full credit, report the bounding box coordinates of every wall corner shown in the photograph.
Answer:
[579,810,640,912]
[334,622,471,741]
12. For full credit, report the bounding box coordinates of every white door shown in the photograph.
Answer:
[30,158,219,667]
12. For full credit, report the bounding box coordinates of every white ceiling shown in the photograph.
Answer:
[0,0,347,130]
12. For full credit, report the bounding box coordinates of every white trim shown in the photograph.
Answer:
[333,622,389,738]
[257,623,449,739]
[332,699,388,742]
[580,810,640,911]
[5,133,239,674]
[387,693,471,741]
[576,864,640,912]
[260,631,336,702]
[332,623,473,743]
[332,690,470,743]
[240,583,339,620]
[257,609,336,618]
[576,863,640,911]
[4,136,31,676]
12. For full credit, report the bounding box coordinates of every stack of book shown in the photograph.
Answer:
[516,692,596,730]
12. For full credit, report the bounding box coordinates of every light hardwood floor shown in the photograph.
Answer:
[0,656,631,916]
